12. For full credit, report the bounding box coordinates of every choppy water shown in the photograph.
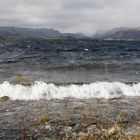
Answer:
[0,38,140,99]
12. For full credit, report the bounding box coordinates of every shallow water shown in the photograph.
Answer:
[0,97,140,139]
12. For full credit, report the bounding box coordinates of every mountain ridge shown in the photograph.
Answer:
[1,26,140,40]
[0,26,85,39]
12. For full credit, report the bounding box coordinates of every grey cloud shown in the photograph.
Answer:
[61,0,118,9]
[0,0,139,35]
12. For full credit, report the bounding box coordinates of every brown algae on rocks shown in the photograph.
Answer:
[11,75,32,86]
[34,114,49,125]
[0,96,10,102]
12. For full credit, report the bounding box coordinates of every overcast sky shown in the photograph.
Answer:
[0,0,139,35]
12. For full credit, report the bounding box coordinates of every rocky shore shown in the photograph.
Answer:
[0,97,140,140]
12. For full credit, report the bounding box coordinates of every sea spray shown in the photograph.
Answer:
[0,81,140,100]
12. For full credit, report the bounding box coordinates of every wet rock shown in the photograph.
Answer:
[63,126,73,133]
[117,110,129,121]
[78,132,89,137]
[78,135,96,140]
[45,122,52,130]
[80,118,97,128]
[60,126,77,139]
[131,135,140,140]
[11,75,32,86]
[74,124,81,132]
[0,96,10,102]
[87,125,101,136]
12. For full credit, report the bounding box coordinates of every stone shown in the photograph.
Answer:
[87,125,101,136]
[0,96,10,101]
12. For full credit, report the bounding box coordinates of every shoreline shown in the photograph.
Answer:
[0,97,140,139]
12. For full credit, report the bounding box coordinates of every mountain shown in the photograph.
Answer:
[93,27,140,40]
[0,27,85,39]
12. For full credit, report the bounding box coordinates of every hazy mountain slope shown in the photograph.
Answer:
[94,27,140,40]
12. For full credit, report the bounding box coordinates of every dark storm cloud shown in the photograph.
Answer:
[0,0,139,35]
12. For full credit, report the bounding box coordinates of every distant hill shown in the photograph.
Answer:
[0,27,85,39]
[93,27,140,40]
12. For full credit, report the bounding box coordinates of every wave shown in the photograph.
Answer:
[0,81,140,100]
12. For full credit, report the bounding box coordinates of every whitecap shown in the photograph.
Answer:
[0,81,139,100]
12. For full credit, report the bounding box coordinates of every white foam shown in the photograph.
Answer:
[0,81,140,100]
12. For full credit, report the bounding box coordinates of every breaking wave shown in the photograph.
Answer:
[0,81,140,100]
